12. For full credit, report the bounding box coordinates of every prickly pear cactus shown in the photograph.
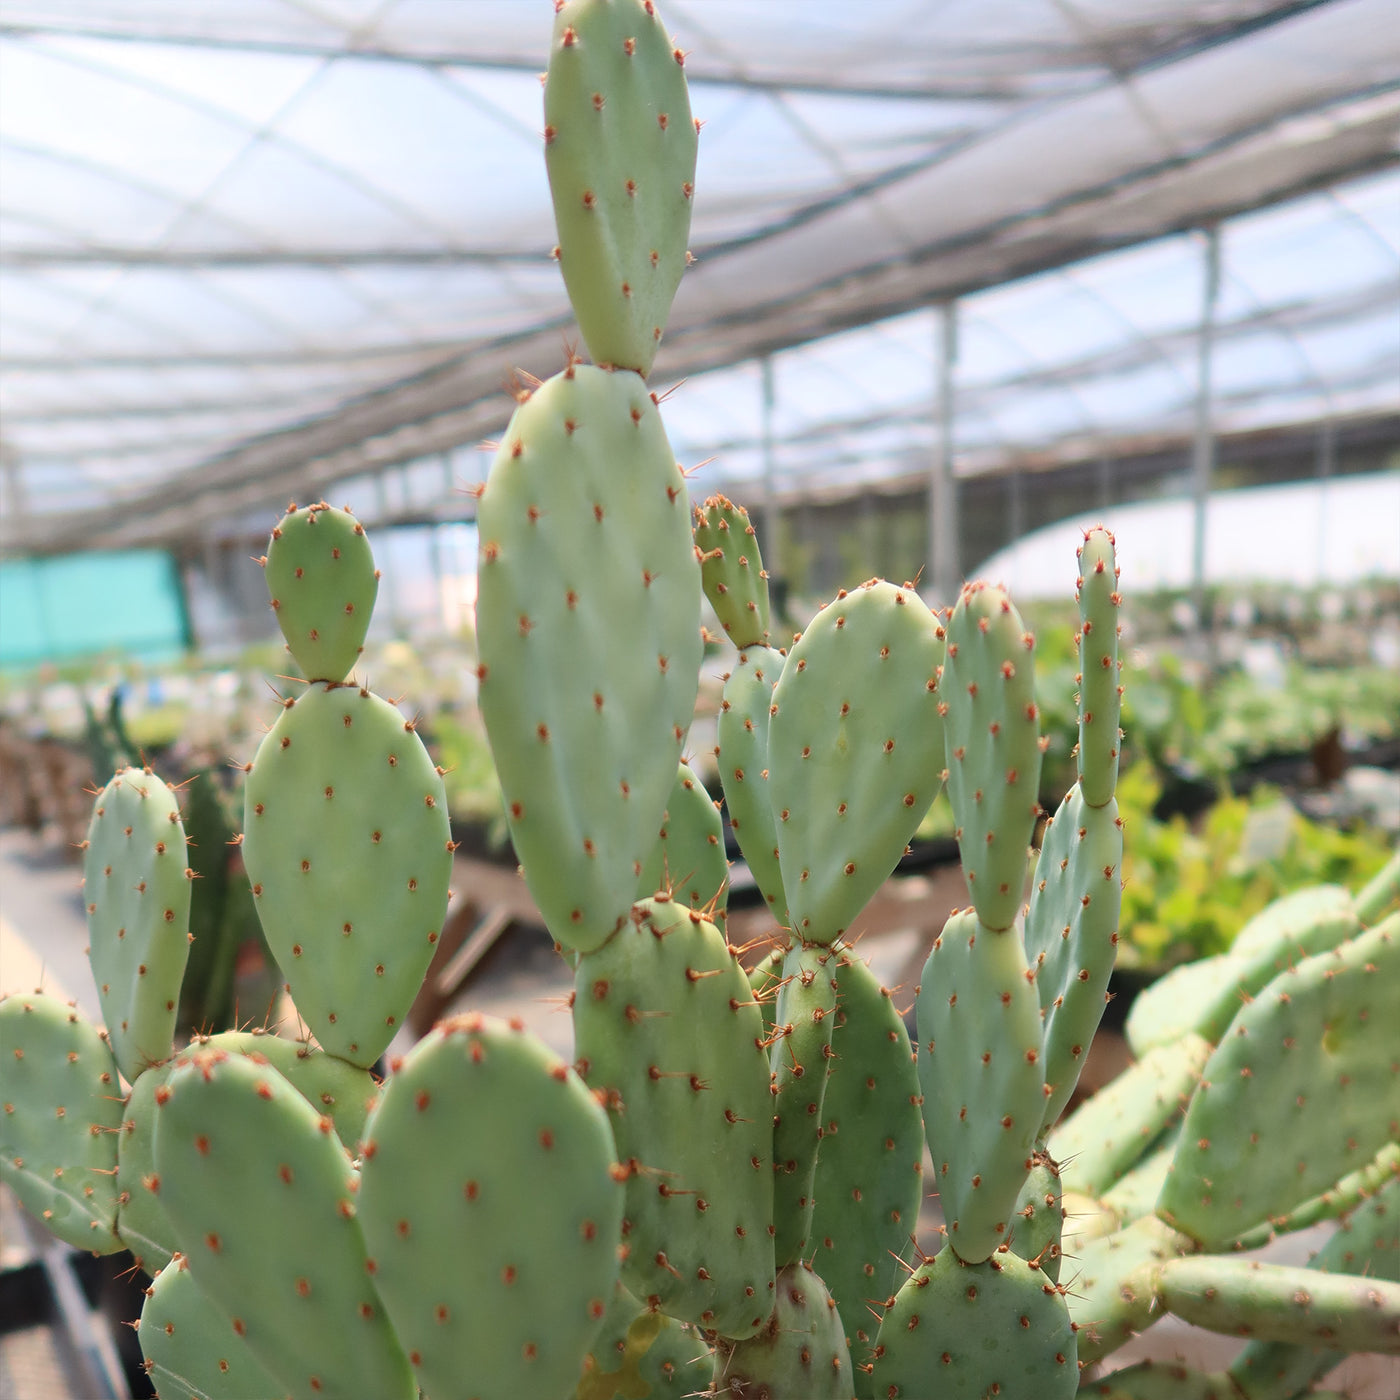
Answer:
[695,494,772,648]
[544,0,698,375]
[638,759,729,924]
[83,765,194,1081]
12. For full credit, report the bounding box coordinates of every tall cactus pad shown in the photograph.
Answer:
[358,1014,624,1400]
[769,942,838,1266]
[84,766,193,1081]
[476,364,701,953]
[942,583,1043,931]
[711,1262,854,1400]
[263,502,378,683]
[637,760,729,925]
[153,1048,415,1400]
[1024,784,1122,1130]
[1008,1149,1064,1283]
[808,949,923,1369]
[917,908,1045,1263]
[716,646,788,926]
[243,682,452,1067]
[769,580,945,943]
[1157,920,1400,1249]
[1049,1035,1210,1198]
[572,897,775,1337]
[545,0,697,376]
[1074,527,1122,806]
[138,1254,288,1400]
[0,992,124,1254]
[1158,1255,1400,1353]
[576,1282,711,1399]
[869,1245,1077,1400]
[695,494,771,647]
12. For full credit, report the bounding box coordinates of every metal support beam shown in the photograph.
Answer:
[1008,468,1025,548]
[760,356,781,582]
[929,302,959,604]
[1190,226,1222,626]
[1315,415,1336,584]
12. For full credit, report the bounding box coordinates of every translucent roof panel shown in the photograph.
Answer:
[1,0,1397,551]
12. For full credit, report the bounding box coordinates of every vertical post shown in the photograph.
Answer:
[1190,225,1222,626]
[1315,415,1335,585]
[1097,454,1112,513]
[760,355,786,616]
[930,302,959,604]
[375,472,404,638]
[1008,467,1025,548]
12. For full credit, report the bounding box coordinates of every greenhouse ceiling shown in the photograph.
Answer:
[1,0,1397,555]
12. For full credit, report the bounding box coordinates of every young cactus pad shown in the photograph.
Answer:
[544,0,697,376]
[357,1014,625,1400]
[0,991,124,1254]
[242,682,453,1068]
[83,765,193,1082]
[1074,526,1123,805]
[263,502,378,683]
[475,363,701,953]
[637,759,729,924]
[694,494,771,648]
[768,579,945,943]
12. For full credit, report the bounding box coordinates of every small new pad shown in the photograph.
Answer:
[84,766,192,1081]
[357,1014,624,1400]
[694,494,771,647]
[769,579,944,943]
[0,991,124,1253]
[637,760,729,925]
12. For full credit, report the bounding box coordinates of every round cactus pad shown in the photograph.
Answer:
[242,681,453,1067]
[545,0,697,375]
[475,364,701,953]
[83,766,193,1082]
[0,991,124,1253]
[769,579,945,943]
[263,502,378,683]
[356,1014,624,1400]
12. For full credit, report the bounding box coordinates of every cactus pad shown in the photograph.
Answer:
[1074,527,1122,806]
[242,681,453,1067]
[769,580,945,943]
[917,908,1045,1263]
[153,1047,415,1400]
[576,1281,711,1399]
[0,991,124,1253]
[357,1014,624,1400]
[84,766,193,1081]
[263,502,378,683]
[695,494,771,647]
[544,0,697,375]
[476,363,701,953]
[637,760,729,925]
[869,1244,1077,1400]
[941,583,1043,931]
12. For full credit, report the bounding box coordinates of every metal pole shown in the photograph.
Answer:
[760,356,781,583]
[1316,416,1335,586]
[929,302,959,604]
[1008,468,1025,548]
[1190,226,1222,626]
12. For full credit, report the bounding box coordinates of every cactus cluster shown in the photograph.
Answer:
[2,3,1398,1399]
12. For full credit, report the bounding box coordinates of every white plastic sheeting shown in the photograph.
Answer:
[1,0,1397,551]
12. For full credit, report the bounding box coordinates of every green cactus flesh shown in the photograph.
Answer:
[1049,1034,1211,1199]
[770,941,838,1267]
[571,896,775,1338]
[1125,884,1362,1055]
[544,0,697,376]
[1157,920,1400,1249]
[138,1252,290,1400]
[1073,527,1123,807]
[1098,1135,1177,1229]
[711,1261,854,1400]
[637,759,729,926]
[475,363,701,953]
[263,502,378,684]
[917,908,1045,1263]
[1267,1138,1399,1238]
[83,766,193,1082]
[694,494,771,648]
[748,943,785,1043]
[941,583,1043,932]
[575,1281,710,1400]
[1068,1213,1197,1365]
[768,579,945,944]
[716,645,789,927]
[242,681,453,1067]
[0,991,124,1253]
[1008,1148,1064,1284]
[1354,847,1400,926]
[357,1013,624,1400]
[152,1047,415,1400]
[807,948,923,1383]
[1158,1253,1400,1353]
[1079,1361,1235,1399]
[1024,783,1123,1130]
[868,1244,1077,1400]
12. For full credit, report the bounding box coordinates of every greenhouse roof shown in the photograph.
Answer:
[1,0,1397,554]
